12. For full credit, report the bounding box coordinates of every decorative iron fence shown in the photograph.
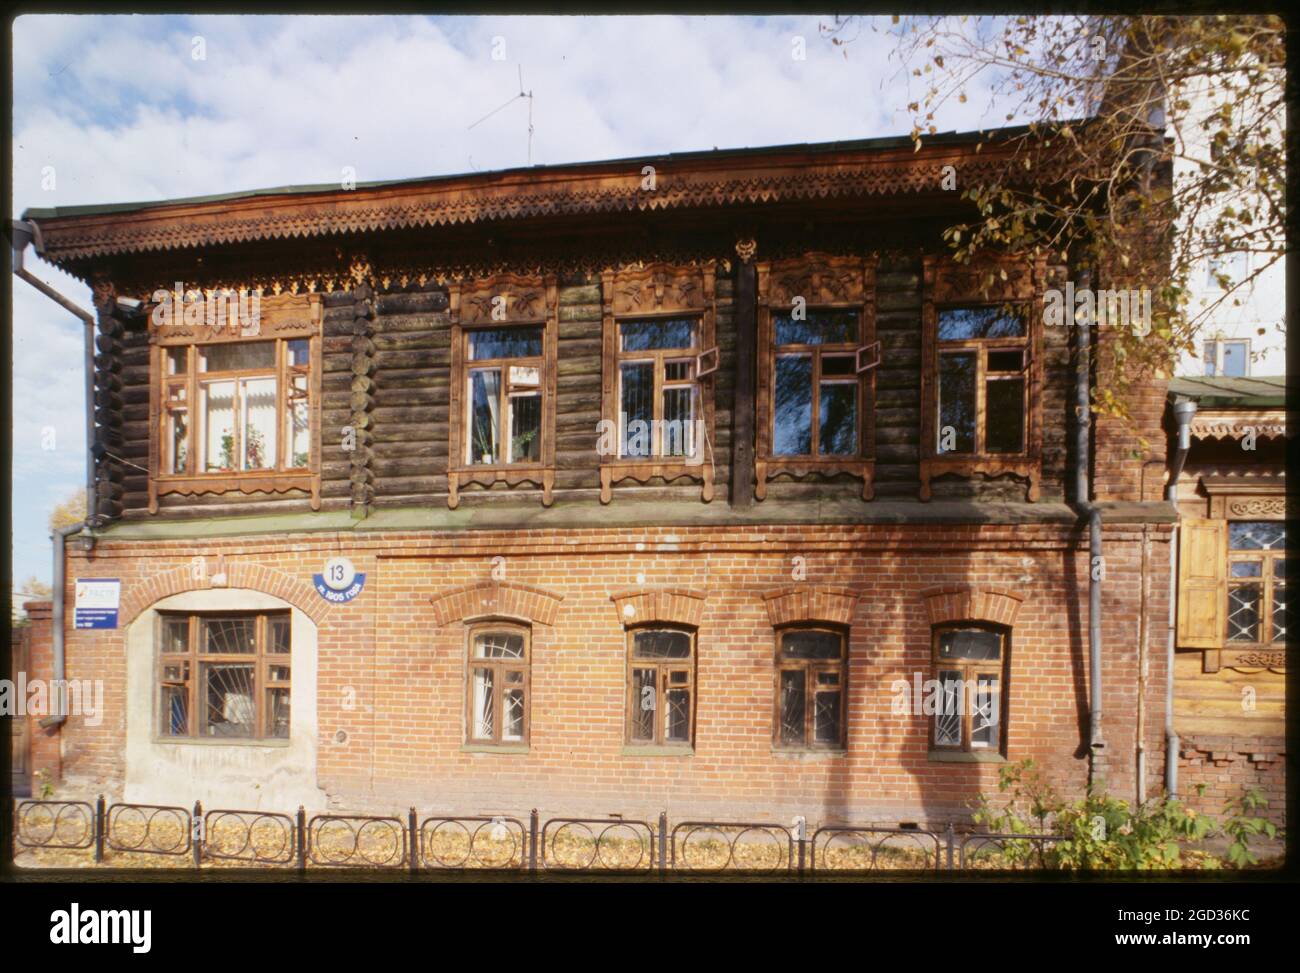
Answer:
[13,797,1069,874]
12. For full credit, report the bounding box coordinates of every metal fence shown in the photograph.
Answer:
[13,797,1069,874]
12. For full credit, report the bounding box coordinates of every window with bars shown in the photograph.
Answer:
[616,318,701,459]
[774,628,847,749]
[466,624,530,745]
[1227,521,1288,647]
[161,339,313,476]
[770,310,863,458]
[931,625,1007,753]
[157,611,291,740]
[462,327,545,466]
[935,306,1029,456]
[626,628,695,747]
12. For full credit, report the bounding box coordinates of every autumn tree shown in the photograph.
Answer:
[48,487,87,531]
[824,14,1285,417]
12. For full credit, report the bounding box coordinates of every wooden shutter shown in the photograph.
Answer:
[1177,518,1227,649]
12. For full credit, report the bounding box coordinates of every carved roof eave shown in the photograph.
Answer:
[30,143,1040,268]
[1190,409,1289,440]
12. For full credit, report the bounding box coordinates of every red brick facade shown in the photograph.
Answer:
[20,519,1174,826]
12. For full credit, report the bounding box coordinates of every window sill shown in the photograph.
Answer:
[771,747,848,758]
[928,750,1007,764]
[460,743,530,754]
[621,745,693,757]
[151,736,291,748]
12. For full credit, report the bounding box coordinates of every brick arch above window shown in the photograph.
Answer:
[611,588,707,628]
[119,560,330,627]
[762,585,860,627]
[429,580,564,628]
[922,585,1024,628]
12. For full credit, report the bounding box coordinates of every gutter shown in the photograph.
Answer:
[1071,269,1105,784]
[1163,397,1198,797]
[11,219,98,530]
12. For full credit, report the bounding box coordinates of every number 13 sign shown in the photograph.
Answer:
[314,556,366,604]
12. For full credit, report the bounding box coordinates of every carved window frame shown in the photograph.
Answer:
[755,253,877,501]
[1205,485,1287,673]
[147,292,323,514]
[920,256,1045,501]
[599,262,718,504]
[448,273,559,508]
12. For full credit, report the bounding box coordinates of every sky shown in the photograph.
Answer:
[10,13,1013,589]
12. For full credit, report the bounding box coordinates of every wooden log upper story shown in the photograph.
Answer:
[24,130,1166,524]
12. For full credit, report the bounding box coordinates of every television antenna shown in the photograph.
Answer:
[468,65,535,166]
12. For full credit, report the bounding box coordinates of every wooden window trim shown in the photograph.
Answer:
[624,626,697,748]
[754,253,876,501]
[919,256,1044,502]
[155,609,291,742]
[147,293,323,513]
[772,626,848,752]
[599,263,718,504]
[929,624,1009,755]
[464,622,532,746]
[447,274,558,508]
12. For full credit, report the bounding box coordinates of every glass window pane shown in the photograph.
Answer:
[985,377,1025,453]
[503,688,525,742]
[1221,341,1248,377]
[938,353,976,453]
[287,339,310,367]
[1231,561,1263,577]
[620,362,653,458]
[161,616,190,653]
[971,675,999,748]
[468,327,542,360]
[1272,585,1287,642]
[1227,585,1261,641]
[509,392,541,462]
[661,387,696,458]
[819,382,857,456]
[821,354,855,377]
[779,669,806,745]
[240,377,277,470]
[633,630,692,659]
[200,341,275,372]
[987,349,1023,372]
[663,359,693,382]
[1203,341,1218,376]
[1229,522,1285,550]
[781,630,842,659]
[202,617,256,654]
[934,670,962,746]
[632,668,656,742]
[475,632,525,659]
[201,380,236,472]
[268,615,291,654]
[161,685,189,736]
[937,307,1025,341]
[201,663,254,737]
[472,668,495,740]
[168,409,189,474]
[166,347,187,375]
[665,688,691,742]
[619,318,696,351]
[267,688,290,739]
[813,690,842,744]
[286,374,310,468]
[774,310,856,346]
[468,369,501,464]
[938,629,1002,661]
[774,355,813,456]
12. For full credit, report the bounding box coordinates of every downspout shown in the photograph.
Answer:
[40,523,87,730]
[1164,397,1198,797]
[11,219,101,731]
[1072,268,1105,785]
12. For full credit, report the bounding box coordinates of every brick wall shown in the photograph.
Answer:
[19,602,61,787]
[1178,735,1286,827]
[28,521,1187,826]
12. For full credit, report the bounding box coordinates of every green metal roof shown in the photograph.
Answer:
[22,125,1040,222]
[1167,375,1287,408]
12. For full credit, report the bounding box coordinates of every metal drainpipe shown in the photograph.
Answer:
[1163,398,1198,797]
[1072,268,1105,784]
[40,523,87,730]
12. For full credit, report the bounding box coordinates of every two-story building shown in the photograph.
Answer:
[15,129,1183,825]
